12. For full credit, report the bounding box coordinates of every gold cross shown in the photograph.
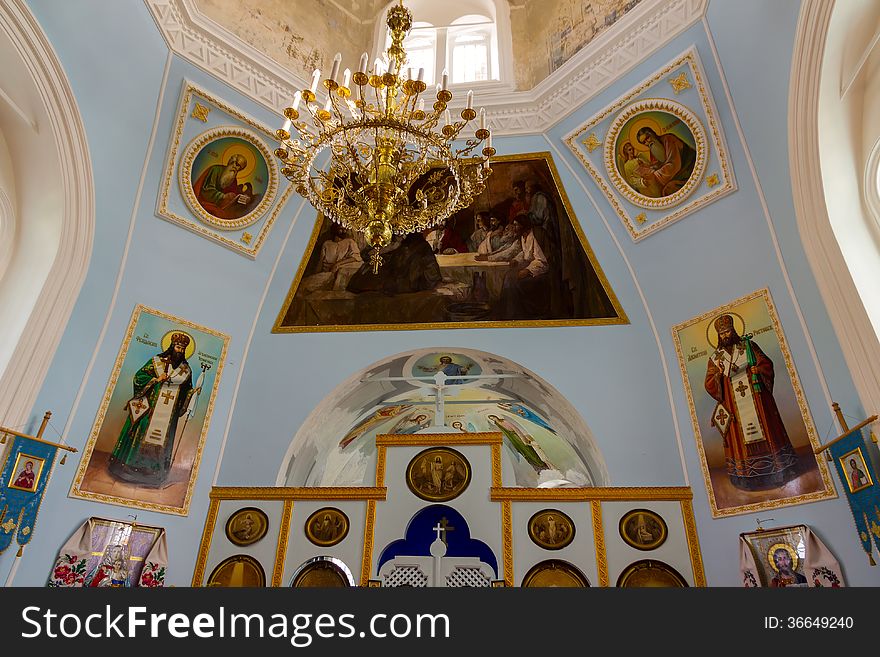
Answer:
[716,408,729,424]
[160,390,175,405]
[735,380,749,397]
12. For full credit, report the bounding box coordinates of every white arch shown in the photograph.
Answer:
[277,347,609,489]
[788,0,880,415]
[0,0,94,426]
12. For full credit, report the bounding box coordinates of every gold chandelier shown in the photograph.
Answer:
[274,0,495,273]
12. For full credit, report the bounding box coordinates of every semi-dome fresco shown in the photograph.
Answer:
[279,348,608,488]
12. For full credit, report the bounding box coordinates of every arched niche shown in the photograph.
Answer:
[0,0,94,425]
[278,347,608,489]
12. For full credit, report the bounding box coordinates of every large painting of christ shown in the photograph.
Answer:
[274,152,626,332]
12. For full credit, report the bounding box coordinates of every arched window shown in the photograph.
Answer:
[449,15,493,83]
[376,0,512,90]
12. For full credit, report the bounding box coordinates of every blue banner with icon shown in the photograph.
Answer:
[0,435,57,553]
[828,430,880,559]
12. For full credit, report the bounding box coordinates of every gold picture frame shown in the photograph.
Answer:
[207,554,266,587]
[604,98,707,210]
[178,125,279,231]
[225,507,269,547]
[839,447,873,494]
[7,453,45,493]
[273,151,628,333]
[527,509,575,550]
[305,507,349,547]
[70,304,229,516]
[521,559,590,587]
[618,508,667,551]
[617,559,688,587]
[405,447,471,502]
[671,288,835,517]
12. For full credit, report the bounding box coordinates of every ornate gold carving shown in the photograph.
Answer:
[191,102,211,122]
[502,500,513,587]
[584,133,601,152]
[375,445,387,487]
[192,498,220,586]
[272,151,629,333]
[490,486,693,501]
[668,71,691,94]
[706,173,719,187]
[591,501,609,587]
[670,288,835,517]
[209,486,387,501]
[20,526,30,536]
[271,500,293,586]
[491,443,502,488]
[635,213,647,224]
[70,304,229,516]
[360,499,377,586]
[565,48,737,241]
[241,232,253,245]
[376,431,502,446]
[681,498,706,586]
[1,518,16,533]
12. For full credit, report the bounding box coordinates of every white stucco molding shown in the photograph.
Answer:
[0,0,95,426]
[144,0,706,134]
[788,0,880,414]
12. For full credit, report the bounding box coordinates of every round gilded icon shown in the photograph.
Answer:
[604,98,707,210]
[521,559,590,587]
[406,447,471,502]
[206,554,266,587]
[179,126,278,230]
[528,509,575,550]
[616,559,688,587]
[305,507,349,547]
[619,508,667,551]
[290,557,354,588]
[225,507,269,547]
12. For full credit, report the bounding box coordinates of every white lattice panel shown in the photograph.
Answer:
[383,565,428,588]
[446,567,491,588]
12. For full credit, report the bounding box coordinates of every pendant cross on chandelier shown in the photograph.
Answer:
[274,0,495,273]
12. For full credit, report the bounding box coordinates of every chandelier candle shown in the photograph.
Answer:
[274,0,494,273]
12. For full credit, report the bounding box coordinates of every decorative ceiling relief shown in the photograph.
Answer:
[564,47,735,241]
[156,81,292,257]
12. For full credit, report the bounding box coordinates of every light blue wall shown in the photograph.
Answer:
[8,0,877,586]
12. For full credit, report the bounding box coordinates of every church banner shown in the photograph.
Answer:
[827,430,880,563]
[0,434,57,553]
[671,288,835,517]
[70,304,229,516]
